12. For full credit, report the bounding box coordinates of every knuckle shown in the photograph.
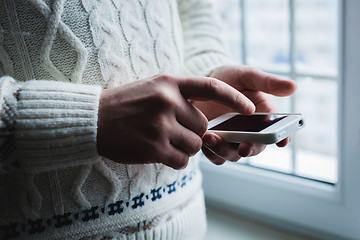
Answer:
[191,137,203,155]
[244,66,258,76]
[198,116,208,136]
[243,66,260,82]
[234,92,243,106]
[150,90,174,111]
[207,77,220,93]
[156,87,179,110]
[154,73,173,83]
[263,75,274,92]
[171,155,189,170]
[153,113,169,129]
[158,90,173,105]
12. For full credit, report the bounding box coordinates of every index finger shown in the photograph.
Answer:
[177,76,255,115]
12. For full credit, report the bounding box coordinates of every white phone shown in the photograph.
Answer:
[208,112,305,144]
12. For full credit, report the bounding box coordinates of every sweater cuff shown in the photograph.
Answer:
[184,52,233,77]
[0,76,19,173]
[15,80,102,172]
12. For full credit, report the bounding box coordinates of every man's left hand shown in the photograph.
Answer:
[193,65,297,165]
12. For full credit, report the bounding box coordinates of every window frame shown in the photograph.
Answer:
[200,1,360,239]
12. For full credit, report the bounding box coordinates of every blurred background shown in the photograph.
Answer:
[214,0,338,183]
[202,0,340,239]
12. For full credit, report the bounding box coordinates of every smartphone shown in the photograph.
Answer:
[208,112,305,144]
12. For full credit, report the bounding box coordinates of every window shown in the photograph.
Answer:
[200,1,360,239]
[216,0,338,183]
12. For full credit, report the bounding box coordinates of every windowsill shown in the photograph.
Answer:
[205,203,321,240]
[237,145,337,183]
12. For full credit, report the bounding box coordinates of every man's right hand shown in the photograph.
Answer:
[97,74,255,169]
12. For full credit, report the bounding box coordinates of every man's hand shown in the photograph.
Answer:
[193,65,297,165]
[97,74,255,169]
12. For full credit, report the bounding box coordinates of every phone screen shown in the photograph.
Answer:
[209,114,287,132]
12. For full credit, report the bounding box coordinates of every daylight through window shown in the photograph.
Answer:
[214,0,338,183]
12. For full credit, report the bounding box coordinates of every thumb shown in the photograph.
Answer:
[242,68,297,97]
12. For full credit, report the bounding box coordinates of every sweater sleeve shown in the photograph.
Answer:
[178,0,233,76]
[0,76,102,174]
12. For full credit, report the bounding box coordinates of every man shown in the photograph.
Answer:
[0,0,295,239]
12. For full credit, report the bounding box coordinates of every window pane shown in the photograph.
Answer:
[295,149,337,183]
[295,78,337,155]
[247,145,293,173]
[245,0,290,72]
[295,0,338,76]
[294,77,338,182]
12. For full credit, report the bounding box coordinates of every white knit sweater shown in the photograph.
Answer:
[0,0,231,239]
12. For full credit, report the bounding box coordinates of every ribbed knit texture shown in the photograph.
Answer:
[0,76,18,174]
[0,0,231,239]
[15,80,102,172]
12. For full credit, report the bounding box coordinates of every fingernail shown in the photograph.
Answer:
[204,135,218,147]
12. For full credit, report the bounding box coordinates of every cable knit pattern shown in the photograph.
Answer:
[178,0,232,76]
[82,0,131,88]
[4,0,35,80]
[0,0,231,239]
[15,172,43,220]
[111,0,154,80]
[0,23,14,77]
[47,170,64,216]
[30,0,88,83]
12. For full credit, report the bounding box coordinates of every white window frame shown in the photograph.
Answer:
[200,1,360,239]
